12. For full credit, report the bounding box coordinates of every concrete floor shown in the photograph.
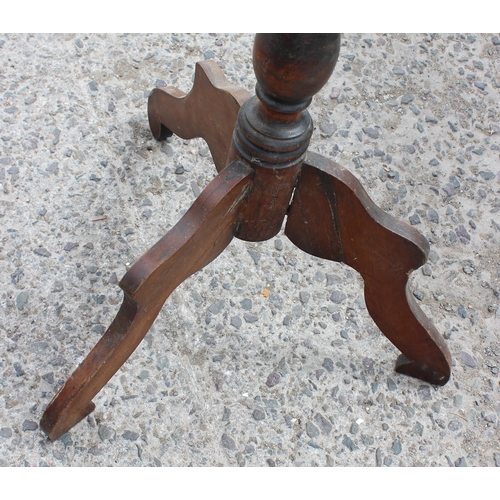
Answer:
[0,33,499,466]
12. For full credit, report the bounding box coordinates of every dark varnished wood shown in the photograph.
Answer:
[148,61,250,172]
[40,159,253,440]
[41,33,451,441]
[253,34,341,108]
[230,34,340,242]
[285,152,451,385]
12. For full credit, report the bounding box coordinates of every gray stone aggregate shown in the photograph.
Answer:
[0,33,499,466]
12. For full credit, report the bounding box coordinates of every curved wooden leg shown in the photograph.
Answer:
[148,61,251,172]
[285,151,451,385]
[40,159,253,440]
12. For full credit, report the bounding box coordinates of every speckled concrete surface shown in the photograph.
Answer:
[0,33,499,466]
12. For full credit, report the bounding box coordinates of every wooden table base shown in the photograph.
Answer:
[40,34,451,441]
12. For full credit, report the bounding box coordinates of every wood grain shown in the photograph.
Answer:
[40,159,253,440]
[148,61,251,171]
[285,151,451,385]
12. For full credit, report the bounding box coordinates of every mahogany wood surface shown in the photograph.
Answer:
[148,61,250,172]
[252,34,340,107]
[229,34,340,242]
[285,152,451,385]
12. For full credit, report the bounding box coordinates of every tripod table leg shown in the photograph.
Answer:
[148,61,250,172]
[285,151,451,385]
[40,159,253,440]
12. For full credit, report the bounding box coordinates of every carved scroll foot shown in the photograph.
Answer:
[285,151,451,386]
[148,61,251,171]
[40,160,253,440]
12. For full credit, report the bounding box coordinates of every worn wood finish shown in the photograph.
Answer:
[40,159,253,440]
[41,33,451,441]
[148,61,250,172]
[285,152,451,385]
[230,34,340,242]
[252,34,341,107]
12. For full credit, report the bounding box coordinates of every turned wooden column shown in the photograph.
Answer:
[229,34,341,241]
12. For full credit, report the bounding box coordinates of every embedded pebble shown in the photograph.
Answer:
[299,291,310,305]
[240,298,252,310]
[362,127,379,139]
[0,428,12,438]
[208,300,225,314]
[409,214,421,225]
[460,351,476,368]
[122,430,139,441]
[392,441,402,455]
[244,313,258,323]
[306,421,320,438]
[320,121,337,136]
[22,420,38,431]
[448,420,462,432]
[266,372,281,387]
[418,385,432,401]
[330,290,347,304]
[342,435,357,451]
[99,425,116,441]
[16,291,29,311]
[427,209,439,223]
[252,408,265,421]
[401,93,414,104]
[387,378,397,391]
[479,171,494,180]
[315,413,332,435]
[247,249,261,265]
[330,87,341,99]
[33,247,51,257]
[322,358,334,373]
[230,316,242,329]
[220,433,236,450]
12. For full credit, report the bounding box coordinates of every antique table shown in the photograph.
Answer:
[41,34,451,441]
